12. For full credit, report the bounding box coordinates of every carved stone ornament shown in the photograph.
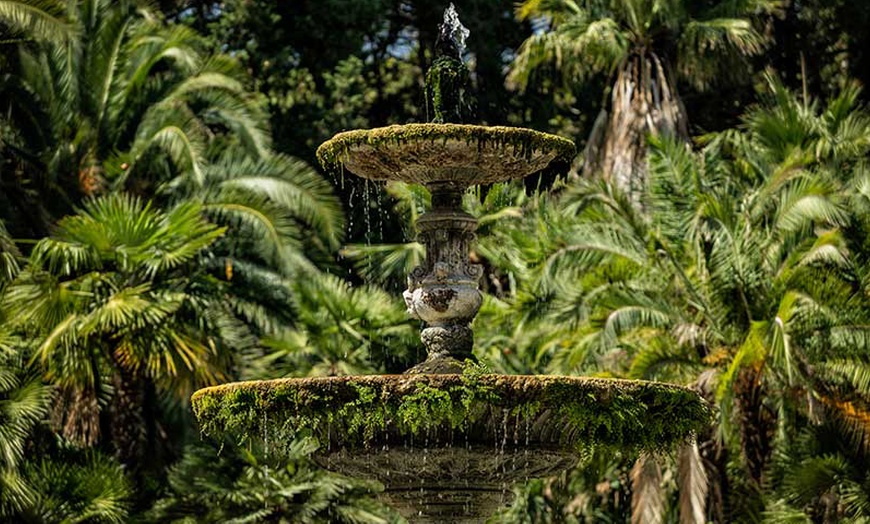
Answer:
[403,183,483,371]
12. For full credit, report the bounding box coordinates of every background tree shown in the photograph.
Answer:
[3,194,235,483]
[510,0,778,203]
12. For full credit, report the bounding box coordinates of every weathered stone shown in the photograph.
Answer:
[401,183,484,366]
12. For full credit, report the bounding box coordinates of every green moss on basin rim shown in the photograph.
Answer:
[315,124,576,185]
[191,374,710,453]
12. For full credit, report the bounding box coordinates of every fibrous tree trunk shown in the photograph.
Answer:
[51,386,101,446]
[110,357,146,472]
[735,367,774,486]
[583,52,688,206]
[695,370,729,523]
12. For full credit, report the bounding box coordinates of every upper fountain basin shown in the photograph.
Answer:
[316,123,575,186]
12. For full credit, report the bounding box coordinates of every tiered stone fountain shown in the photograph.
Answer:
[191,5,710,523]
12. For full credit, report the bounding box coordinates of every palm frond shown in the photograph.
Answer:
[508,13,628,90]
[678,441,708,524]
[23,448,131,523]
[678,18,765,90]
[0,0,75,43]
[630,453,664,524]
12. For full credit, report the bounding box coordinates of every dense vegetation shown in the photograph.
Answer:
[2,0,870,522]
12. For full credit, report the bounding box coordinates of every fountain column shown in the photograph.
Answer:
[404,182,483,373]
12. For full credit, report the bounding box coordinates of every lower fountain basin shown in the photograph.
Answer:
[192,374,709,522]
[315,123,575,186]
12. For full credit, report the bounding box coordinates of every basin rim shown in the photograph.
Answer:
[315,123,576,184]
[192,373,711,454]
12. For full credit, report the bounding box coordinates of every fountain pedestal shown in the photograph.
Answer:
[404,183,482,373]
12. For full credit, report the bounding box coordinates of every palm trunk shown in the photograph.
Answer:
[51,352,104,446]
[51,386,101,446]
[110,358,146,472]
[701,435,729,523]
[584,51,688,207]
[678,441,709,524]
[735,367,774,486]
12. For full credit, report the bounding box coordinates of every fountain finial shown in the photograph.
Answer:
[427,4,471,123]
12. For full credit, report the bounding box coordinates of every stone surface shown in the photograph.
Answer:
[402,184,483,365]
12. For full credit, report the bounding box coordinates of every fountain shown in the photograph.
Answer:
[191,5,710,523]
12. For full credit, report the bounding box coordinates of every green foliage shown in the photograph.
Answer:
[0,0,74,43]
[247,271,418,378]
[181,148,346,337]
[149,439,397,524]
[22,446,131,523]
[0,345,50,516]
[485,78,870,520]
[510,0,777,92]
[3,193,237,449]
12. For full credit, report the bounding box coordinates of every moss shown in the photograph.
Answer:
[192,373,711,455]
[315,123,576,176]
[426,55,468,123]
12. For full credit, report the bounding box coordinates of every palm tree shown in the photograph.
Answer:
[0,1,74,236]
[3,0,233,229]
[3,194,239,473]
[2,0,306,236]
[509,0,778,203]
[15,0,269,197]
[3,0,344,315]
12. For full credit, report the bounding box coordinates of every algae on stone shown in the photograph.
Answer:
[191,373,711,455]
